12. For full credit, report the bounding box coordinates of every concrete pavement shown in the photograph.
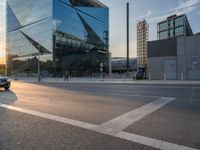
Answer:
[12,77,200,85]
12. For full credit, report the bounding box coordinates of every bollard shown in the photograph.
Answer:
[164,73,166,80]
[181,73,184,81]
[149,74,151,80]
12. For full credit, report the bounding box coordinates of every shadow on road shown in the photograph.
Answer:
[0,89,18,105]
[0,89,18,121]
[35,82,200,112]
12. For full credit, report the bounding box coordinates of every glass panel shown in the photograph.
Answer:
[175,26,184,36]
[68,0,104,7]
[159,21,168,31]
[7,0,52,27]
[159,31,168,40]
[6,0,109,77]
[170,29,173,38]
[170,20,173,28]
[52,0,109,76]
[175,16,184,27]
[6,0,54,77]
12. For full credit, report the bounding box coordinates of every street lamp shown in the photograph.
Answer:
[36,44,42,82]
[38,51,41,82]
[127,2,130,73]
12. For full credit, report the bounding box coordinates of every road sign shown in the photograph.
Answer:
[100,62,104,68]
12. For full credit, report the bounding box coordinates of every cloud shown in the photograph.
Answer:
[0,27,3,31]
[153,6,196,22]
[136,10,153,21]
[170,0,200,12]
[0,0,5,6]
[149,0,200,23]
[167,0,199,16]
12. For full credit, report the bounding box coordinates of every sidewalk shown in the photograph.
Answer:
[12,77,200,85]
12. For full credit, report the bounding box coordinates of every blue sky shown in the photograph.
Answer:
[0,0,200,62]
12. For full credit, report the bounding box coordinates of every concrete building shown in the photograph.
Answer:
[6,0,109,77]
[147,14,200,80]
[158,14,193,40]
[137,19,149,70]
[148,34,200,80]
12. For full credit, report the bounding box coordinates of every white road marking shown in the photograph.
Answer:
[82,91,160,98]
[0,103,95,130]
[0,98,198,150]
[92,97,175,135]
[116,131,198,150]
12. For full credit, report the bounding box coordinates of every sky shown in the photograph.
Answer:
[0,0,5,64]
[0,0,200,64]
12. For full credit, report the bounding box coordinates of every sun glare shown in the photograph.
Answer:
[0,56,5,64]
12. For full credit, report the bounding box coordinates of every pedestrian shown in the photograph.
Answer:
[64,71,69,81]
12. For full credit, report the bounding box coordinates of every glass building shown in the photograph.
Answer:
[158,14,193,40]
[6,0,109,77]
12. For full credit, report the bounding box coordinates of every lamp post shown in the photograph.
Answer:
[38,51,41,82]
[126,2,130,72]
[5,49,8,77]
[36,43,42,82]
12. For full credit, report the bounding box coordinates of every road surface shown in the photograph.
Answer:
[0,81,200,150]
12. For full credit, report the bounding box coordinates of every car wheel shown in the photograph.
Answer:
[4,86,10,90]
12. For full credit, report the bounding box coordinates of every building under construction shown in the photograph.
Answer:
[137,19,149,71]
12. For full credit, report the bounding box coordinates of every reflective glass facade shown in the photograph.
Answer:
[157,14,193,40]
[6,0,109,77]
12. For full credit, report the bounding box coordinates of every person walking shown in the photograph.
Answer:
[64,71,69,81]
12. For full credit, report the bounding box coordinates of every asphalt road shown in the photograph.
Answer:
[0,81,200,150]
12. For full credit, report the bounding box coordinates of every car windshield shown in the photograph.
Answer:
[136,72,142,75]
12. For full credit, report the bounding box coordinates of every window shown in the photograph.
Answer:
[175,16,184,27]
[170,29,173,38]
[159,21,168,31]
[175,27,184,36]
[159,31,168,40]
[170,20,173,28]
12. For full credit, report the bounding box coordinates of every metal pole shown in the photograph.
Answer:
[127,2,129,72]
[109,52,112,75]
[38,52,41,82]
[181,73,184,80]
[5,50,8,77]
